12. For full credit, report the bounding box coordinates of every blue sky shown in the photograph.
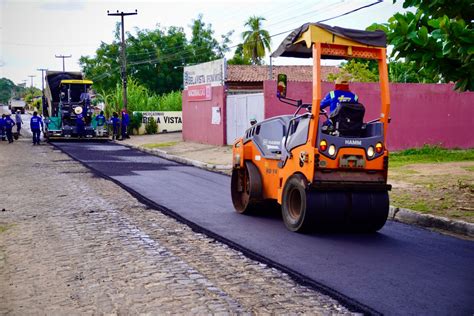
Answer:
[0,0,409,88]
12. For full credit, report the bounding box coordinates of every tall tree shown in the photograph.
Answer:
[388,60,439,83]
[80,16,232,95]
[227,44,252,65]
[79,40,121,93]
[126,26,190,95]
[368,0,473,91]
[242,16,271,65]
[189,14,233,64]
[0,78,15,104]
[327,60,379,83]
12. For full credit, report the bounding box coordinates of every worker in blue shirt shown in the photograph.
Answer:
[110,112,120,140]
[76,113,85,138]
[4,114,16,143]
[320,79,359,114]
[30,111,44,145]
[121,109,130,140]
[0,114,5,141]
[95,110,107,137]
[80,88,91,115]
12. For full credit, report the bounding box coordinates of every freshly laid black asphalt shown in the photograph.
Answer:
[53,142,474,316]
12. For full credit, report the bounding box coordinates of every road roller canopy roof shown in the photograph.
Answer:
[60,79,93,85]
[271,22,386,59]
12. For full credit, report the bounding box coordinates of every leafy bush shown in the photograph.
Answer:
[103,78,182,117]
[32,98,42,114]
[158,91,182,111]
[145,117,158,134]
[129,112,143,135]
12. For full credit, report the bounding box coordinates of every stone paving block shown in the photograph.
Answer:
[0,139,353,314]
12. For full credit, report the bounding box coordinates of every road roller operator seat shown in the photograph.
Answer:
[328,102,366,137]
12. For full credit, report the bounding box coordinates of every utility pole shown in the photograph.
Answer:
[55,54,71,72]
[37,68,48,115]
[28,75,36,88]
[107,9,137,112]
[269,57,273,80]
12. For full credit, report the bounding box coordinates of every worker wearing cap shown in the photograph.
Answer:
[4,114,15,143]
[73,106,84,138]
[30,111,44,145]
[320,78,359,115]
[76,115,85,139]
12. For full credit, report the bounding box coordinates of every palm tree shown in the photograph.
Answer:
[242,16,271,65]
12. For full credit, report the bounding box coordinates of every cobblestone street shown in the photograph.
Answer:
[0,139,352,314]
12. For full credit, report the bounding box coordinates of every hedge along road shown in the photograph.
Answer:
[52,141,474,316]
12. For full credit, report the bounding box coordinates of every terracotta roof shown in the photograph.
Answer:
[226,65,339,82]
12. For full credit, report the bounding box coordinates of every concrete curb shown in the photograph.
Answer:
[123,142,474,239]
[124,143,232,175]
[389,206,474,238]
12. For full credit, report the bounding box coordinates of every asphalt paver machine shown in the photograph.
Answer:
[231,23,392,232]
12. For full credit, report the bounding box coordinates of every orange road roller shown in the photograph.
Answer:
[231,23,392,232]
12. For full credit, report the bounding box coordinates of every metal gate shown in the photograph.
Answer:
[226,93,264,145]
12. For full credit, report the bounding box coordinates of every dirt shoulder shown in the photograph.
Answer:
[122,134,473,223]
[389,161,473,223]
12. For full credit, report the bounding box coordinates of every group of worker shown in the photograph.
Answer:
[76,89,130,139]
[0,111,24,144]
[0,108,130,145]
[0,111,43,145]
[109,110,130,141]
[91,109,130,140]
[73,108,130,140]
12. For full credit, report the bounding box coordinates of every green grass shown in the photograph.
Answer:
[142,141,180,149]
[462,166,474,172]
[390,145,474,167]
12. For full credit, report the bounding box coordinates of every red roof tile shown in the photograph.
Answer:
[226,65,339,82]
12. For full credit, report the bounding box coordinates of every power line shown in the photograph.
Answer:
[87,0,342,65]
[88,1,384,83]
[318,0,383,23]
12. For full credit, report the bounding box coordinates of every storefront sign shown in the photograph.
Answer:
[135,111,183,133]
[183,58,225,89]
[187,84,212,101]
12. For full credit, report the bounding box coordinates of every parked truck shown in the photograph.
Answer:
[9,99,26,114]
[44,70,108,139]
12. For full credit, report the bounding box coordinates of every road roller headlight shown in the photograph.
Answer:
[367,146,375,158]
[375,142,384,153]
[319,140,327,151]
[328,144,336,157]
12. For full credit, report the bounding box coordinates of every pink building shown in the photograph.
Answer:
[183,62,474,150]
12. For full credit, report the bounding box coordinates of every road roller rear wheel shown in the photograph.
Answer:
[231,161,262,214]
[282,174,314,232]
